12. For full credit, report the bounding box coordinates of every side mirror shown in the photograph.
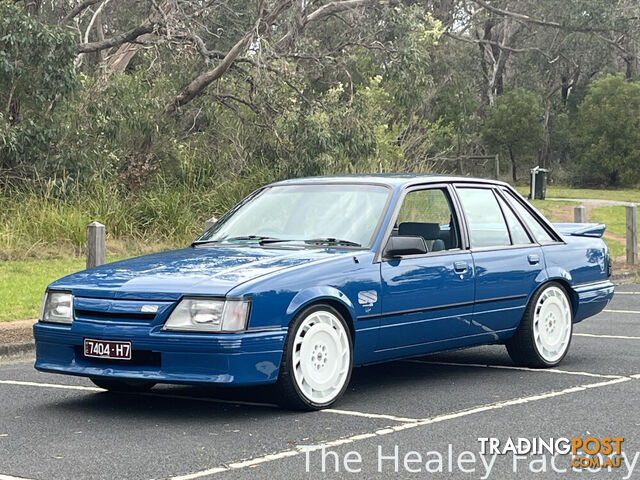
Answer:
[383,235,427,258]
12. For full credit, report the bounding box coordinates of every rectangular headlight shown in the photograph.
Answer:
[41,291,74,324]
[163,298,250,332]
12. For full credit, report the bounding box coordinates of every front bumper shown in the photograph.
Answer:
[33,321,287,386]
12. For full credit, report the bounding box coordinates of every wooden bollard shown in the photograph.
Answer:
[626,205,638,265]
[574,206,586,223]
[86,221,106,269]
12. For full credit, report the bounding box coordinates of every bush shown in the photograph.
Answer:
[0,0,77,169]
[572,74,640,186]
[482,89,542,182]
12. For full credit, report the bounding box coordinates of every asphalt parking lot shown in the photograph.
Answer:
[1,285,639,480]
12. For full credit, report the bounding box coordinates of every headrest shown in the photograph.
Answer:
[398,222,441,239]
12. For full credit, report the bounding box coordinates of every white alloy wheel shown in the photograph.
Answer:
[532,286,572,363]
[292,309,351,405]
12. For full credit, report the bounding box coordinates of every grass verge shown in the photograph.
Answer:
[0,257,126,322]
[528,199,626,258]
[2,185,636,322]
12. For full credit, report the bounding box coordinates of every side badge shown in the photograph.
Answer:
[357,290,378,309]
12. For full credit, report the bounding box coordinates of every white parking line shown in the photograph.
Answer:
[170,376,631,479]
[323,409,419,423]
[404,359,624,379]
[575,333,640,340]
[0,380,102,391]
[0,475,34,480]
[614,292,640,295]
[0,379,280,407]
[603,309,640,314]
[0,379,415,421]
[136,392,280,408]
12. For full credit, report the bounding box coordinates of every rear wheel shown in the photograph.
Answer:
[90,378,156,392]
[506,282,573,368]
[276,304,353,410]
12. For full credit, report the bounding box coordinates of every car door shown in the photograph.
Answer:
[454,185,544,335]
[377,185,475,352]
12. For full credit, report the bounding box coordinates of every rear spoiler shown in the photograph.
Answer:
[552,223,606,238]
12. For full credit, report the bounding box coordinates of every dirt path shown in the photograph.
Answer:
[547,197,637,207]
[0,319,35,343]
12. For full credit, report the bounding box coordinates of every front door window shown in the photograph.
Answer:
[394,188,461,253]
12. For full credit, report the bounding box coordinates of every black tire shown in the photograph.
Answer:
[275,304,353,411]
[506,281,573,368]
[90,377,156,392]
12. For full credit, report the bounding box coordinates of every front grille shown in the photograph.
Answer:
[74,309,156,322]
[75,346,161,367]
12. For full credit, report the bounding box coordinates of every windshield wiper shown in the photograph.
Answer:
[303,238,362,247]
[193,235,282,246]
[257,237,361,247]
[194,236,361,247]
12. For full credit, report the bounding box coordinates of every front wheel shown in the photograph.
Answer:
[506,282,573,368]
[276,304,353,410]
[90,378,156,392]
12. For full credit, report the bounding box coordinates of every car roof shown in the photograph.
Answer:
[269,174,510,189]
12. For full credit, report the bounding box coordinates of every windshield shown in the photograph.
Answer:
[197,184,391,247]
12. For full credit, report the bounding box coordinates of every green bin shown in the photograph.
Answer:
[529,167,548,200]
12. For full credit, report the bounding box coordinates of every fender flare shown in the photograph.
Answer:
[286,286,356,323]
[532,267,579,316]
[544,265,573,284]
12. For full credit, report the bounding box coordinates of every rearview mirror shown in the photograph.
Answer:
[383,235,427,258]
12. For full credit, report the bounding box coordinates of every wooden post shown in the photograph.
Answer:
[204,216,217,231]
[86,221,106,269]
[494,154,499,180]
[573,206,587,223]
[626,205,638,265]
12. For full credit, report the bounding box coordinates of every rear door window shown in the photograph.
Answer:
[456,188,510,248]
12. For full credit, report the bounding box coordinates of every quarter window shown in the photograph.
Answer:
[457,188,510,248]
[497,195,532,245]
[394,188,460,252]
[505,192,554,243]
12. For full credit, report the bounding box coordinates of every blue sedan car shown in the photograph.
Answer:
[34,175,614,409]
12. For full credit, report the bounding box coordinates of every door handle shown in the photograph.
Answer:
[454,261,468,273]
[528,254,540,265]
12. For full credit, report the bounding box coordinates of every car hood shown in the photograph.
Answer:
[50,245,351,300]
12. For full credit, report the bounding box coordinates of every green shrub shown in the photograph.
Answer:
[572,74,640,187]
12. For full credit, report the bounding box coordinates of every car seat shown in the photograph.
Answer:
[398,222,445,252]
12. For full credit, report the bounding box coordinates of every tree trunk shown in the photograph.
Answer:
[509,147,517,183]
[102,0,172,75]
[540,93,552,168]
[103,33,154,75]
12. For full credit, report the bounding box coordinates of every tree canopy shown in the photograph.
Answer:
[1,0,640,188]
[574,74,640,186]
